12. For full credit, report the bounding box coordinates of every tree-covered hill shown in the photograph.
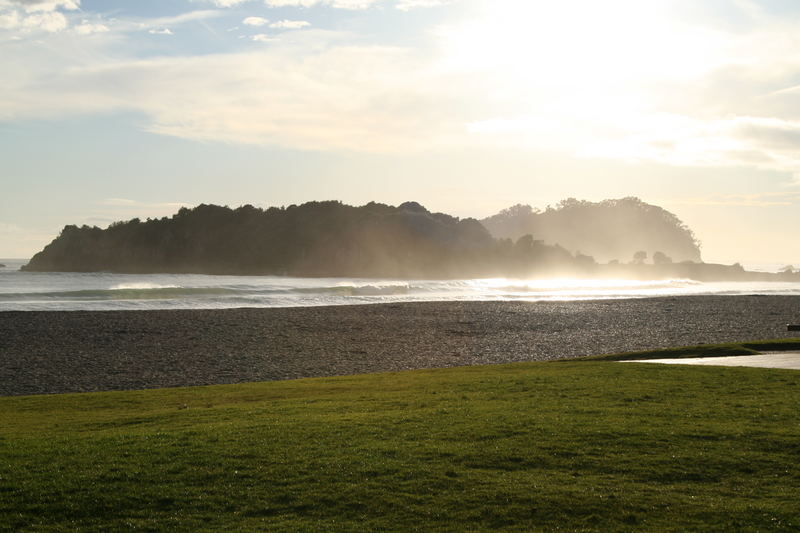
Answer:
[24,199,785,281]
[481,197,702,263]
[22,201,594,278]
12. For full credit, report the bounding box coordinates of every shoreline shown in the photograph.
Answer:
[2,296,799,397]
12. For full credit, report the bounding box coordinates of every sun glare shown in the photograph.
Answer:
[440,0,724,120]
[443,0,721,82]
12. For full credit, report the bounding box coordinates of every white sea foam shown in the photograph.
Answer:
[109,282,180,290]
[0,267,799,311]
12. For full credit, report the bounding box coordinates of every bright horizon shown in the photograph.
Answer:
[2,0,800,267]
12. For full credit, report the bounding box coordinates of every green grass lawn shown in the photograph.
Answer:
[2,341,800,531]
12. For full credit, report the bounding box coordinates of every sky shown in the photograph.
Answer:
[1,0,800,267]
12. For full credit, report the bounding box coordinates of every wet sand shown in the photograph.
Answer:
[1,296,799,396]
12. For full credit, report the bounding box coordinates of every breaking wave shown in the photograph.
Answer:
[1,269,799,311]
[0,286,237,301]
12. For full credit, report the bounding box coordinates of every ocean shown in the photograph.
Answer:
[3,258,800,311]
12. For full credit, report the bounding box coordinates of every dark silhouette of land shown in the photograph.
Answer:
[21,199,800,282]
[482,197,701,263]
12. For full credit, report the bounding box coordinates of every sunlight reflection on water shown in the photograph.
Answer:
[1,266,799,311]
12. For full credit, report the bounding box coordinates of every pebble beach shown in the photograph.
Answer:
[1,295,799,396]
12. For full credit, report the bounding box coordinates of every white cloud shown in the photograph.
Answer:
[576,115,800,180]
[269,19,310,29]
[1,4,220,37]
[146,10,221,26]
[669,192,800,208]
[21,10,66,31]
[0,30,470,152]
[262,0,320,6]
[0,0,75,32]
[251,33,273,41]
[208,0,253,6]
[4,0,800,182]
[136,45,465,151]
[101,198,189,210]
[199,0,449,10]
[129,10,220,36]
[0,222,25,233]
[0,9,19,28]
[4,0,79,12]
[440,0,800,183]
[732,117,800,150]
[74,20,109,35]
[325,0,380,8]
[263,0,380,9]
[470,112,800,180]
[242,16,269,26]
[395,0,450,10]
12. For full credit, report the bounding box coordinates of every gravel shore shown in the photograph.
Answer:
[1,296,799,396]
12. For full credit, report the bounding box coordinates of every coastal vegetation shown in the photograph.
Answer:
[24,201,523,277]
[482,197,702,263]
[21,199,799,282]
[2,340,800,531]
